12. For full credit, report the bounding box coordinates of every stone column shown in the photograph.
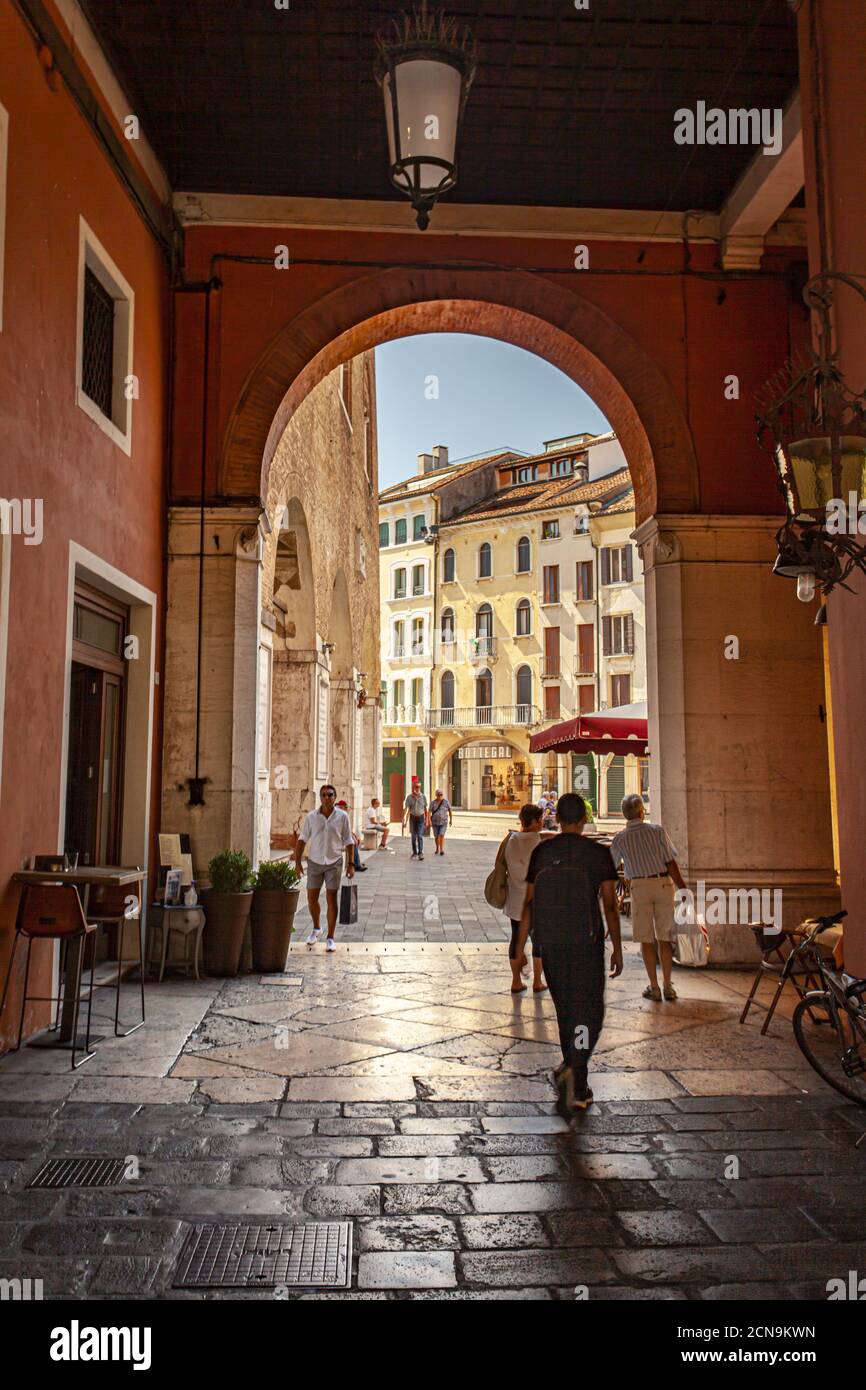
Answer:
[162,507,264,875]
[635,515,839,963]
[270,647,328,835]
[798,0,866,974]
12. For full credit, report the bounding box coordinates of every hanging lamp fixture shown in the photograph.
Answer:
[375,1,477,230]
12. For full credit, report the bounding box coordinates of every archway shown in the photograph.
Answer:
[217,267,701,523]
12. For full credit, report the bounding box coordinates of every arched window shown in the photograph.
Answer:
[441,607,455,643]
[475,668,493,723]
[516,535,531,573]
[476,603,493,638]
[478,542,492,578]
[516,665,532,722]
[393,567,406,599]
[411,616,424,656]
[441,670,455,726]
[515,598,531,636]
[443,548,455,583]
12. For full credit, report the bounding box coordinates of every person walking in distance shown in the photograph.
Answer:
[504,803,554,993]
[403,778,429,861]
[294,785,355,952]
[610,794,686,1001]
[429,789,452,856]
[515,793,623,1117]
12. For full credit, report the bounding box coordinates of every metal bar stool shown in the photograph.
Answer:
[739,926,825,1035]
[86,883,146,1038]
[0,884,98,1068]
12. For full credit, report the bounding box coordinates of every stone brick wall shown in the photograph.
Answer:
[262,353,381,836]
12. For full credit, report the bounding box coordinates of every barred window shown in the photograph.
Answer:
[82,267,115,420]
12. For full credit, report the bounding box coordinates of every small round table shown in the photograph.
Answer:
[148,904,205,981]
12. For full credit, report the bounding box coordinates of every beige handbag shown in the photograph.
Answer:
[483,834,511,909]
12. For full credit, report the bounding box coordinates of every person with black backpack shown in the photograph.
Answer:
[515,793,623,1118]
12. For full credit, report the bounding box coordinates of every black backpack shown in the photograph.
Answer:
[531,855,601,950]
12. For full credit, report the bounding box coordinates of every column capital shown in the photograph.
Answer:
[633,514,782,569]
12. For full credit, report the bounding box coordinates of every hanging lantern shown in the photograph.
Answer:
[375,2,477,230]
[756,271,866,598]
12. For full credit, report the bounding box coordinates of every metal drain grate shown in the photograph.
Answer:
[29,1157,130,1189]
[173,1222,352,1289]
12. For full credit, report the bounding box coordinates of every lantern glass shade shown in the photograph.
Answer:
[382,56,463,197]
[781,435,866,517]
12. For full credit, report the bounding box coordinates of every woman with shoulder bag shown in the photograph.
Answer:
[502,803,556,993]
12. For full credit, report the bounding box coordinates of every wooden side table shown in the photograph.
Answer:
[148,905,206,982]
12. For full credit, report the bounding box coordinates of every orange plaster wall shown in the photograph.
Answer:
[173,223,803,521]
[0,5,169,1047]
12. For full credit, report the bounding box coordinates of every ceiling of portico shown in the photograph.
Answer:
[79,0,799,212]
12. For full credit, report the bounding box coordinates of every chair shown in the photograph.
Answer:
[147,905,205,982]
[0,884,98,1068]
[86,883,146,1037]
[739,926,826,1035]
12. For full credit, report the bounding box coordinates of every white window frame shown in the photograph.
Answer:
[75,218,135,455]
[410,614,426,657]
[392,566,407,600]
[410,560,427,597]
[392,619,406,659]
[541,518,561,541]
[606,545,629,584]
[609,613,630,655]
[0,102,8,333]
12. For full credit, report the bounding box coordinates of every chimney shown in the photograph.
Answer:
[417,452,433,476]
[574,456,589,483]
[432,444,449,469]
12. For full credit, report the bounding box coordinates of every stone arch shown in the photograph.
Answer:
[219,266,700,524]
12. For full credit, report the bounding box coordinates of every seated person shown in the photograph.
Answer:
[364,798,390,849]
[336,800,367,871]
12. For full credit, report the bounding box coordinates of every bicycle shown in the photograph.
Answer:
[789,910,866,1107]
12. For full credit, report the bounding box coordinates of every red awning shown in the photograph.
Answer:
[530,702,649,757]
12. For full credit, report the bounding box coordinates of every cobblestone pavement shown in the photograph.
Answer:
[0,838,864,1300]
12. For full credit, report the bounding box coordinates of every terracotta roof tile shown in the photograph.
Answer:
[440,466,633,528]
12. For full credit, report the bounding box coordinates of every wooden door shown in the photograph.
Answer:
[389,772,405,824]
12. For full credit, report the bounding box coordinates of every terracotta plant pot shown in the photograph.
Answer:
[201,889,253,976]
[251,888,300,972]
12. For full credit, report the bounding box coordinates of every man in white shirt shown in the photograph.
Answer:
[364,798,390,849]
[294,784,355,950]
[610,794,687,1001]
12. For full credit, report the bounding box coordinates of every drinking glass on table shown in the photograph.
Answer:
[64,851,79,871]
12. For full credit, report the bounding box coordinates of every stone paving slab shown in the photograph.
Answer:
[0,838,863,1299]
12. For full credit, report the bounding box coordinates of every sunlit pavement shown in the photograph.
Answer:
[0,838,864,1299]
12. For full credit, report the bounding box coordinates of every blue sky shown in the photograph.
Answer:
[374,334,611,489]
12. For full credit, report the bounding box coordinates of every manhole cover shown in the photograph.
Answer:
[173,1222,352,1289]
[29,1157,130,1188]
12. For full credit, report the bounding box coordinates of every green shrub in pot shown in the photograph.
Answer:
[201,850,253,976]
[251,859,301,972]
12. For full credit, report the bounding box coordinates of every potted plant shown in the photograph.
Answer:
[251,859,301,972]
[201,850,253,976]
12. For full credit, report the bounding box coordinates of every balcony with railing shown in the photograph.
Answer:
[541,663,561,681]
[424,703,541,730]
[467,636,497,663]
[384,703,425,727]
[573,656,596,677]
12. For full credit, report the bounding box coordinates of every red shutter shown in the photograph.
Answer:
[585,561,594,600]
[544,685,560,718]
[579,683,595,714]
[602,615,612,655]
[544,627,560,675]
[578,624,594,673]
[600,548,610,585]
[626,613,635,654]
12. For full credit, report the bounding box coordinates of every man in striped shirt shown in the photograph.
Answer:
[610,795,687,1002]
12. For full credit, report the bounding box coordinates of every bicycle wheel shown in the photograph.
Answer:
[792,994,866,1106]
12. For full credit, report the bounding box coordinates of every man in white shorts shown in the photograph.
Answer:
[294,785,355,951]
[364,797,390,849]
[610,794,687,1001]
